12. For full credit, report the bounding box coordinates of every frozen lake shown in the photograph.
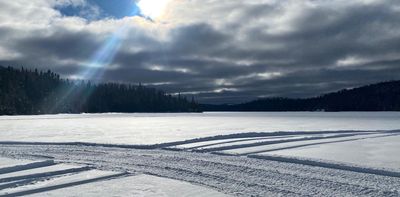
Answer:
[0,112,399,145]
[1,112,400,196]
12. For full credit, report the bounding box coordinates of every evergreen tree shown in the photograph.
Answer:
[0,66,200,115]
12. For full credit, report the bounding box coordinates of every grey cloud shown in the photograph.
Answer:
[1,0,400,103]
[16,30,101,61]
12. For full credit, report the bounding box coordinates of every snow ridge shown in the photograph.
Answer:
[1,172,127,197]
[248,154,400,178]
[0,160,55,174]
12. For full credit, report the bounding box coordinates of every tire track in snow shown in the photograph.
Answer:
[240,133,400,155]
[0,160,55,175]
[1,172,127,197]
[0,144,399,196]
[248,154,400,178]
[0,166,92,183]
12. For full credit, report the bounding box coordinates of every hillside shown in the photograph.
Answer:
[201,81,400,111]
[0,66,199,115]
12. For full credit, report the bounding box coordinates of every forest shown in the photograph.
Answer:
[202,80,400,111]
[0,66,199,115]
[2,66,399,115]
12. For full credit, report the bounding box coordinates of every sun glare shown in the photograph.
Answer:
[137,0,170,19]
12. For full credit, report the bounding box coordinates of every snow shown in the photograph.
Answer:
[0,156,227,196]
[1,112,400,145]
[248,154,400,178]
[0,156,128,196]
[29,174,229,197]
[1,169,124,196]
[1,112,400,196]
[268,134,400,171]
[0,160,55,175]
[174,135,304,150]
[1,145,399,196]
[0,158,32,168]
[218,132,389,155]
[188,133,358,152]
[0,164,86,181]
[164,130,400,173]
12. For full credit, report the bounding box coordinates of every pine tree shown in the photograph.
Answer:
[0,66,200,115]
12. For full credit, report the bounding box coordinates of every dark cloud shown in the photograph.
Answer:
[17,30,101,61]
[1,0,400,103]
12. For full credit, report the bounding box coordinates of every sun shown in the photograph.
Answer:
[137,0,170,20]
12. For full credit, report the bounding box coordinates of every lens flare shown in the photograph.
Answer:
[137,0,170,19]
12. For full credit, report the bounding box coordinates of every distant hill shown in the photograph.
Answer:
[201,80,400,111]
[0,66,199,115]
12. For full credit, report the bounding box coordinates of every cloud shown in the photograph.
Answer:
[0,0,399,103]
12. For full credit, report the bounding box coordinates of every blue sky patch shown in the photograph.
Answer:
[57,0,140,20]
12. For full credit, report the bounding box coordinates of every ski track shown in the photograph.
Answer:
[0,144,399,196]
[1,172,127,197]
[0,160,55,175]
[0,130,400,196]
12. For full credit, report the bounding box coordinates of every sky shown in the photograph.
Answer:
[0,0,399,104]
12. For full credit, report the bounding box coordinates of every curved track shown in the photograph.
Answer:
[1,142,399,196]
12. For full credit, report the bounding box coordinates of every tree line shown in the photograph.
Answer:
[0,66,199,115]
[201,80,400,111]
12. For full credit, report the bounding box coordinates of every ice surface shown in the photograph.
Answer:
[29,174,230,197]
[1,112,400,145]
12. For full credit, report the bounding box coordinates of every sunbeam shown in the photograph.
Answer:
[44,0,172,113]
[44,6,142,113]
[81,27,127,81]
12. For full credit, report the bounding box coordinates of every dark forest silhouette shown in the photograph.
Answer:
[202,81,400,112]
[0,66,199,115]
[1,66,399,115]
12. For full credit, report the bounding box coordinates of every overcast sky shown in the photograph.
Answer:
[0,0,399,103]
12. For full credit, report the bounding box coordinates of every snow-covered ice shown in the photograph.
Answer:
[1,112,400,144]
[1,112,400,196]
[1,144,399,196]
[30,174,229,197]
[0,156,228,196]
[269,134,400,171]
[0,169,123,196]
[217,132,390,155]
[0,158,33,168]
[0,163,86,181]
